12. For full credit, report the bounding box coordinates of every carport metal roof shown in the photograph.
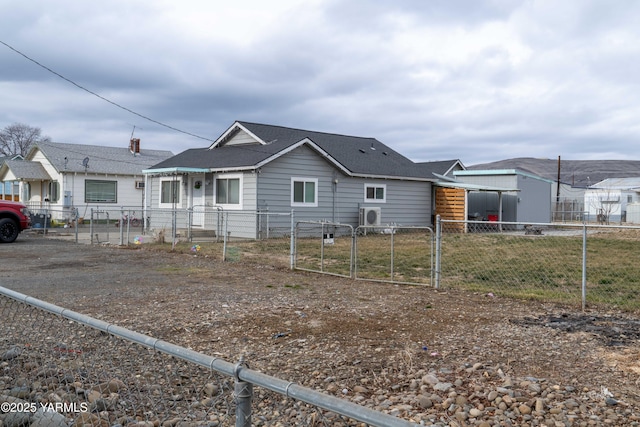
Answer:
[435,181,520,192]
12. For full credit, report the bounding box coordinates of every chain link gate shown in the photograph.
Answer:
[355,225,434,286]
[294,221,354,278]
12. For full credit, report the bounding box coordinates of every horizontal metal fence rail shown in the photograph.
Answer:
[436,217,640,311]
[0,286,417,427]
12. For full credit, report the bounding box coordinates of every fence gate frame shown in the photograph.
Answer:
[293,220,355,278]
[355,225,435,286]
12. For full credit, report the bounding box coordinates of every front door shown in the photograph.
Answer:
[190,175,205,227]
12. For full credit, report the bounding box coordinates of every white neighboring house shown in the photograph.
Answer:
[584,177,640,224]
[0,139,173,222]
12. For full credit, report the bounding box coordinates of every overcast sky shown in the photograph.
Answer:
[1,0,639,165]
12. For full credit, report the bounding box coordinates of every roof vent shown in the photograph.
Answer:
[370,142,376,150]
[359,148,366,153]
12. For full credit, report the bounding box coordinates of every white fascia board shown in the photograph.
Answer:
[351,173,436,182]
[142,167,210,175]
[209,122,265,149]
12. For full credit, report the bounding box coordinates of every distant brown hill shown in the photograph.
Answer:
[468,158,640,187]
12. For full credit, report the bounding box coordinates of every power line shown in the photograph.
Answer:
[0,39,214,142]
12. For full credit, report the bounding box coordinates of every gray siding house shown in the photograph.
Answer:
[144,121,436,238]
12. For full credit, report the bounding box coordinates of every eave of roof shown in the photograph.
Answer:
[454,169,554,184]
[142,167,210,175]
[436,181,520,192]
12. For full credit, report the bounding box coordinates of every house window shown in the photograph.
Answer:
[48,181,60,202]
[291,177,318,207]
[160,179,181,205]
[364,183,386,203]
[215,174,242,208]
[85,180,117,203]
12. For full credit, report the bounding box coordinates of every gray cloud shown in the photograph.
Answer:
[1,0,639,166]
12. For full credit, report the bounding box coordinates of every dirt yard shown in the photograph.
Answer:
[2,235,639,426]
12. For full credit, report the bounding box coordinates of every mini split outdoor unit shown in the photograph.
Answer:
[360,207,382,226]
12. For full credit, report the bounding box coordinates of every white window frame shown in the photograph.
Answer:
[85,179,117,203]
[159,177,182,208]
[215,173,243,210]
[364,183,386,203]
[291,177,318,207]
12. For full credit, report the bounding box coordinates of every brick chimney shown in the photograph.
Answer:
[129,138,141,155]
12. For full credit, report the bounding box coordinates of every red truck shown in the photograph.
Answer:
[0,200,32,243]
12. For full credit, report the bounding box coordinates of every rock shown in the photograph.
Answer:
[203,383,219,396]
[519,404,532,415]
[7,387,30,399]
[3,411,33,427]
[605,397,619,406]
[417,395,433,409]
[74,413,109,427]
[353,385,368,394]
[30,408,69,427]
[1,347,22,361]
[91,379,125,394]
[469,407,483,417]
[421,374,439,385]
[433,382,453,392]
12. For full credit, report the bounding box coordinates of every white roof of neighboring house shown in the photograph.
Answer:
[589,177,640,190]
[26,141,174,176]
[1,159,51,180]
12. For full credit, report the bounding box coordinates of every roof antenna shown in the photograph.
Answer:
[82,157,90,171]
[130,125,137,140]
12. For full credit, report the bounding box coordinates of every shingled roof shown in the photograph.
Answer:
[1,159,51,180]
[149,121,434,180]
[30,141,174,175]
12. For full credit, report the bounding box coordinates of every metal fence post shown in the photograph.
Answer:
[90,208,94,244]
[320,221,325,272]
[234,357,252,427]
[581,221,588,311]
[119,207,124,246]
[350,226,356,278]
[435,215,441,289]
[223,212,229,261]
[74,207,79,244]
[390,226,395,281]
[290,209,295,270]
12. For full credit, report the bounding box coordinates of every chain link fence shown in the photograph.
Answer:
[24,207,80,242]
[292,223,434,286]
[294,221,354,278]
[436,218,640,311]
[0,288,416,427]
[354,226,433,286]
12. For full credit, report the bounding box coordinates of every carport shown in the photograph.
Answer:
[434,181,520,232]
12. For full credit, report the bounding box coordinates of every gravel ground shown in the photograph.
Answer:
[1,235,639,426]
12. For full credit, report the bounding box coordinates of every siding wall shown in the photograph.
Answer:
[258,145,432,227]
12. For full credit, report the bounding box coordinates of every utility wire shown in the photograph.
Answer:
[0,39,214,142]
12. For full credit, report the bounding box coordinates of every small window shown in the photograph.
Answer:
[48,181,60,202]
[85,180,117,203]
[364,183,386,203]
[291,177,318,207]
[215,174,242,208]
[160,179,181,205]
